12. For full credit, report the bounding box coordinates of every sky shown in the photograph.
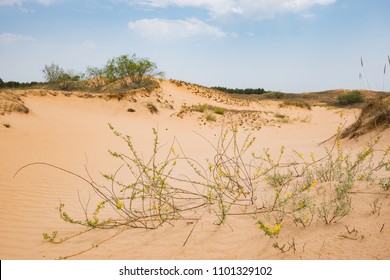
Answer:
[0,0,389,93]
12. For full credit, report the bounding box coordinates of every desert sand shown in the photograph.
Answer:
[0,80,389,260]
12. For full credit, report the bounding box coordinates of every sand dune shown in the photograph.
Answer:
[0,81,389,260]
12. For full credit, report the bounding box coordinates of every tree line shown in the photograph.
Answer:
[212,86,266,95]
[0,78,42,89]
[0,54,163,90]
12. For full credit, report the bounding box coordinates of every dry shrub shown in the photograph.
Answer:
[146,102,159,114]
[280,100,311,110]
[341,95,390,139]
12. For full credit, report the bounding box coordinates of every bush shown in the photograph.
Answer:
[213,107,225,115]
[338,90,364,105]
[90,54,164,85]
[340,95,390,138]
[205,112,216,121]
[42,63,81,84]
[281,100,311,110]
[266,91,285,99]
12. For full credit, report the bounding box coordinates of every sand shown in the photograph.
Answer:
[0,81,389,260]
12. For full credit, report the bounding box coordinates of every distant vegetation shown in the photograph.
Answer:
[40,54,164,92]
[212,86,266,95]
[86,54,164,84]
[0,77,42,89]
[265,91,285,99]
[1,54,165,92]
[42,63,82,84]
[338,90,365,105]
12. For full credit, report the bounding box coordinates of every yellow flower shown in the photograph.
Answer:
[116,201,123,209]
[273,223,282,234]
[286,192,292,199]
[310,180,318,188]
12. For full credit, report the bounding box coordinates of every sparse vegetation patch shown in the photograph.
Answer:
[15,123,390,259]
[338,90,364,105]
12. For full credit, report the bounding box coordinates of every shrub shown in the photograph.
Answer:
[91,54,164,85]
[146,102,159,114]
[213,107,225,115]
[42,63,82,91]
[15,125,390,259]
[340,95,390,138]
[205,112,216,122]
[338,90,364,105]
[281,100,311,110]
[193,104,208,113]
[266,91,285,99]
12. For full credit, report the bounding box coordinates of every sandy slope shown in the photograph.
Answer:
[0,81,389,260]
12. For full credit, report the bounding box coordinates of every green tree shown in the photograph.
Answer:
[42,63,81,83]
[42,63,67,83]
[0,77,4,88]
[96,54,163,84]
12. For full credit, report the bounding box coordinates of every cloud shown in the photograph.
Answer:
[128,18,227,39]
[0,0,56,6]
[127,0,336,19]
[81,40,97,48]
[0,32,33,43]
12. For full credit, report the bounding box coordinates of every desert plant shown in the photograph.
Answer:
[96,54,164,85]
[14,123,390,258]
[281,100,311,110]
[369,198,382,215]
[341,95,390,139]
[146,102,159,114]
[205,113,216,122]
[213,107,225,115]
[193,104,208,113]
[379,178,390,191]
[266,91,285,99]
[338,90,364,105]
[42,63,81,84]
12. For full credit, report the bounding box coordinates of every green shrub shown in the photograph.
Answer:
[266,91,285,99]
[338,90,364,105]
[89,54,164,85]
[193,104,208,113]
[205,113,216,122]
[213,107,225,115]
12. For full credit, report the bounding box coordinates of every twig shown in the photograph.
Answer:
[182,218,200,247]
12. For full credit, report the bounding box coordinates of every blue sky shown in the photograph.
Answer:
[0,0,389,92]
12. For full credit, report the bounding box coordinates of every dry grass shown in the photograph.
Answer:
[280,100,311,110]
[341,95,390,139]
[146,102,159,114]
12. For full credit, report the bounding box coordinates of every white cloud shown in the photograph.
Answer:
[127,0,336,19]
[0,32,33,43]
[81,40,97,48]
[0,0,56,6]
[128,18,227,39]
